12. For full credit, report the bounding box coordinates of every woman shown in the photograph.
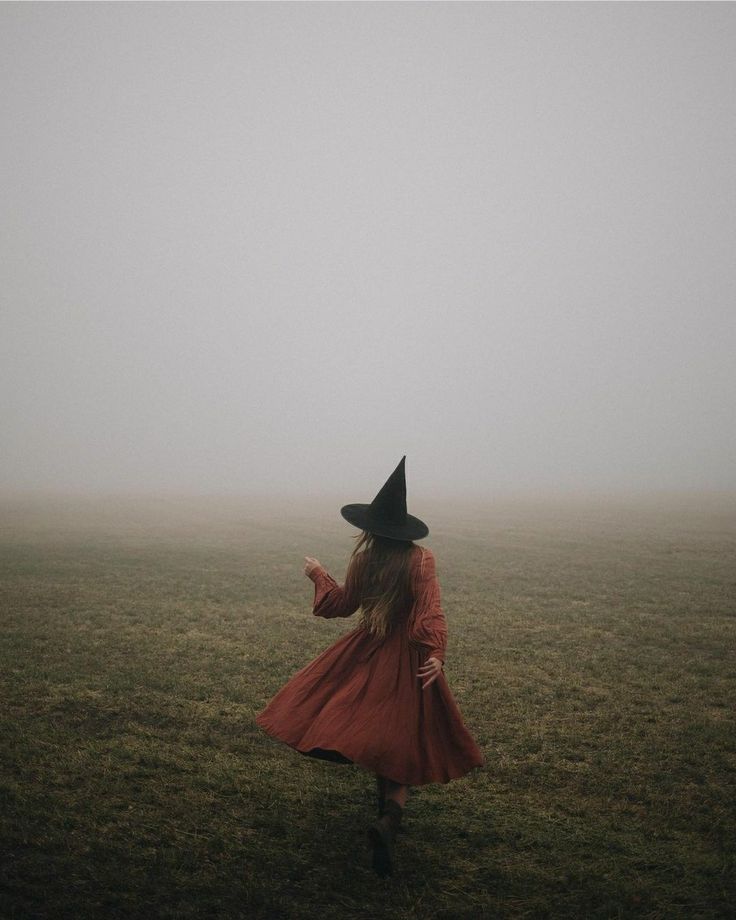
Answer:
[255,456,484,877]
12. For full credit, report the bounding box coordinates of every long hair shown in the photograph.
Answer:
[347,531,416,639]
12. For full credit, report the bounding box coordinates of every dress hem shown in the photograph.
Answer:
[255,712,485,786]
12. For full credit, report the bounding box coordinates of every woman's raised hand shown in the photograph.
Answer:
[417,657,443,690]
[303,556,323,578]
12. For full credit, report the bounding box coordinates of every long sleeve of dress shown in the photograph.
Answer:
[309,560,362,619]
[407,548,447,665]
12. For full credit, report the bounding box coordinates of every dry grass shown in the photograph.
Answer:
[1,493,734,919]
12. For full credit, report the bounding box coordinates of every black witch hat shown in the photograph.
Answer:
[340,456,429,541]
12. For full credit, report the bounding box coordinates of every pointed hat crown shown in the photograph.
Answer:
[368,455,407,524]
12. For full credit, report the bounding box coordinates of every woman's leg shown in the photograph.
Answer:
[375,774,386,814]
[383,776,409,808]
[368,776,408,876]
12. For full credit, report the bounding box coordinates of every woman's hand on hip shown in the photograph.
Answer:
[303,556,323,578]
[417,657,443,690]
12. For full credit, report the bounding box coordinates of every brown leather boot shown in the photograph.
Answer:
[367,798,403,877]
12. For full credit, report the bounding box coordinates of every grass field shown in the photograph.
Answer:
[1,492,734,919]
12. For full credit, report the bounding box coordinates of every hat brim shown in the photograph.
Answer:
[340,503,429,541]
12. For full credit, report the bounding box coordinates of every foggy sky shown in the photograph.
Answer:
[2,2,735,502]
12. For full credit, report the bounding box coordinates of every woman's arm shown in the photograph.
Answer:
[305,555,363,619]
[407,548,447,664]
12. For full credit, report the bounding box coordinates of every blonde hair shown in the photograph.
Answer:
[348,531,416,639]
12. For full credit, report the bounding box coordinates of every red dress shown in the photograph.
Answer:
[255,545,485,785]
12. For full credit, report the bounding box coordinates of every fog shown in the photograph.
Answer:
[2,3,734,504]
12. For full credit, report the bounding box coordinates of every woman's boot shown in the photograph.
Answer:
[367,798,403,877]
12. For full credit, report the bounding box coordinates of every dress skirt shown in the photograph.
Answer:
[255,619,485,786]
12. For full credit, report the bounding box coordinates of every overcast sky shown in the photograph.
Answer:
[2,2,734,502]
